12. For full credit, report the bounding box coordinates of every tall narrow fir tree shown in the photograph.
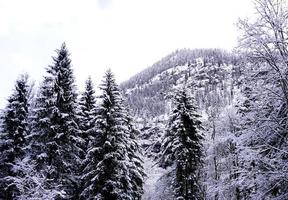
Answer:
[161,85,204,200]
[30,43,81,199]
[77,76,97,157]
[0,75,30,200]
[80,70,144,200]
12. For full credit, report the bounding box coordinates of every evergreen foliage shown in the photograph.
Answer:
[77,76,97,157]
[80,70,144,200]
[0,75,30,200]
[161,85,204,200]
[30,43,81,199]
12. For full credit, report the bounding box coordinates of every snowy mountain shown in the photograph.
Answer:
[121,41,288,199]
[120,49,245,199]
[121,49,239,118]
[1,0,288,198]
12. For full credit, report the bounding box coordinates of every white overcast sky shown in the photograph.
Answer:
[0,0,254,108]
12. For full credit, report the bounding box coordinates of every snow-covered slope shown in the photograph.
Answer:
[121,49,239,118]
[121,48,242,199]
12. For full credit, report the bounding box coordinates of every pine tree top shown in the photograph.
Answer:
[79,76,96,111]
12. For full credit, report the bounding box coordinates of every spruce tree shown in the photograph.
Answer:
[30,43,81,199]
[121,101,145,199]
[77,76,97,157]
[75,77,97,197]
[0,74,30,200]
[80,69,144,200]
[161,85,204,200]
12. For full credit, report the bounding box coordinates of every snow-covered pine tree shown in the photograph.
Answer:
[77,76,97,158]
[80,69,144,200]
[75,76,97,197]
[0,74,30,200]
[160,84,204,200]
[120,100,145,198]
[30,43,81,199]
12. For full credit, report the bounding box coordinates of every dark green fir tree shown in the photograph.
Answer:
[161,85,204,200]
[30,43,81,199]
[0,74,30,200]
[80,69,144,200]
[77,76,97,157]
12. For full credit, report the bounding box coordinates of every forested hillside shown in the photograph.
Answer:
[0,0,287,199]
[120,0,288,199]
[120,49,238,118]
[121,48,244,199]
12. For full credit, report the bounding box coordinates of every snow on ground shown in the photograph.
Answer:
[142,155,168,200]
[141,136,173,200]
[138,120,173,199]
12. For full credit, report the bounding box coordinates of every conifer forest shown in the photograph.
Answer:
[0,0,287,199]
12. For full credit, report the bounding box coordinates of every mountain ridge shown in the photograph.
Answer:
[120,48,240,118]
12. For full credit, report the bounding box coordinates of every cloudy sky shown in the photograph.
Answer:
[0,0,254,108]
